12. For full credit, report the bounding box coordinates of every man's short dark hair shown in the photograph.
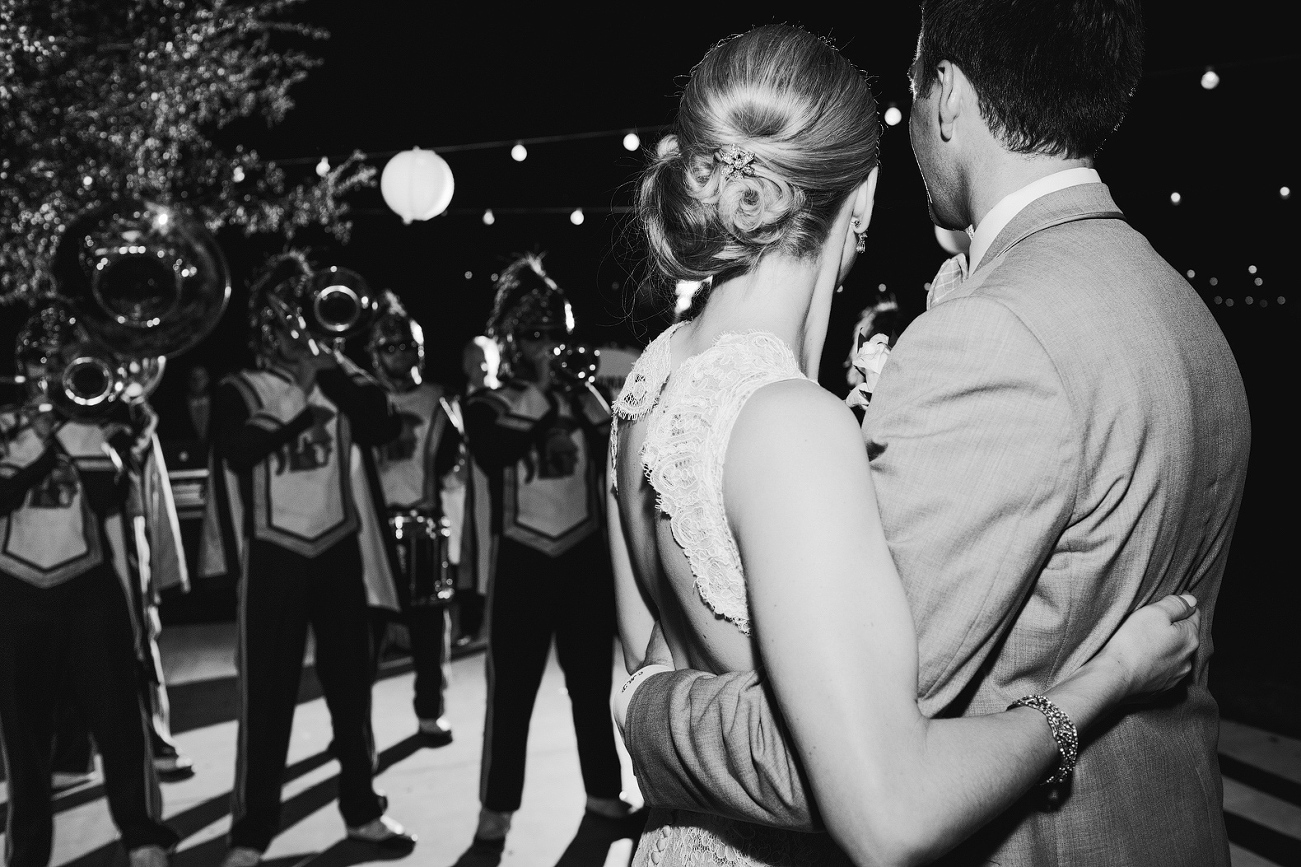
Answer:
[916,0,1144,158]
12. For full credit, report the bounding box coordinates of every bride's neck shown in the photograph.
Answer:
[688,255,818,365]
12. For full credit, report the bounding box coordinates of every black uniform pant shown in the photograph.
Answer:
[479,535,622,812]
[229,536,383,852]
[376,603,450,722]
[52,601,180,774]
[409,604,450,720]
[0,567,178,867]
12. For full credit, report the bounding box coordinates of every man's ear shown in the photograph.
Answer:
[937,60,964,141]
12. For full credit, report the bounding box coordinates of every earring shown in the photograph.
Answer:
[851,218,867,254]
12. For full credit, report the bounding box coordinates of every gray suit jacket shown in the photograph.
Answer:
[624,184,1249,865]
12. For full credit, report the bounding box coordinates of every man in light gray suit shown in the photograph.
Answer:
[615,1,1250,863]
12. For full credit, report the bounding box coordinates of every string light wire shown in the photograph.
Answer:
[270,125,670,167]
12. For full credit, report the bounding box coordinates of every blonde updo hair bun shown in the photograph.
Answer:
[637,24,880,295]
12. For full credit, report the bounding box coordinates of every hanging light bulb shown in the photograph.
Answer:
[883,105,903,126]
[511,143,528,162]
[1200,67,1220,90]
[1282,186,1292,200]
[483,209,495,225]
[570,208,585,226]
[1169,191,1182,205]
[316,156,330,177]
[623,131,641,151]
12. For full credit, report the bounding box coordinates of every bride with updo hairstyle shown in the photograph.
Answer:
[637,24,880,308]
[611,22,1201,867]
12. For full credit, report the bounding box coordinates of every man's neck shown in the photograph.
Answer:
[968,154,1093,232]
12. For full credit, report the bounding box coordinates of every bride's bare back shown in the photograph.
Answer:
[613,324,869,866]
[613,323,805,676]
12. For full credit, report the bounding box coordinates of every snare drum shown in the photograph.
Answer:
[388,511,454,607]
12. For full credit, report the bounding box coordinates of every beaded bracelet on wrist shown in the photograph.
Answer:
[1008,694,1079,785]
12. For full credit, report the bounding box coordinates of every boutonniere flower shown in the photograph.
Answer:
[846,332,891,410]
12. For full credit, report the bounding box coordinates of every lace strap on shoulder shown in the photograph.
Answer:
[612,322,682,421]
[610,322,683,493]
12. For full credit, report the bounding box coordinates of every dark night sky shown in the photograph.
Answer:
[182,1,1294,396]
[8,2,1288,686]
[204,0,1287,696]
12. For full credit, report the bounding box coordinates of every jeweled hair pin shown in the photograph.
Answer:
[717,143,757,180]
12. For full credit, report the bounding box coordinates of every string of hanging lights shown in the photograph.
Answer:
[259,53,1298,229]
[259,70,1291,314]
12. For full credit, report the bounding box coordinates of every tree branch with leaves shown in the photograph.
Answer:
[0,0,374,307]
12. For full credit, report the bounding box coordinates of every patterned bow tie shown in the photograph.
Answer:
[926,253,969,310]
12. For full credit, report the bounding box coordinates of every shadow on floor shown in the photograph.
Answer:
[13,737,425,867]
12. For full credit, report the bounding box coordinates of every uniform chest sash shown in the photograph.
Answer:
[239,372,359,558]
[0,420,110,587]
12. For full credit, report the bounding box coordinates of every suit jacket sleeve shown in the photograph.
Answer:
[624,670,821,830]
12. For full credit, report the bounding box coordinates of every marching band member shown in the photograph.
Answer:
[51,357,196,786]
[0,304,178,867]
[198,254,415,867]
[463,254,638,853]
[451,336,501,650]
[127,358,196,781]
[366,290,463,746]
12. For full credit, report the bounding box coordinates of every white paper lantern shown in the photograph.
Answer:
[380,147,455,224]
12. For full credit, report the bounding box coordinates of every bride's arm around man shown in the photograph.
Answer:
[616,2,1250,865]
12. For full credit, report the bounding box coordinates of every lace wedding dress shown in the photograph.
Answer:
[612,324,852,867]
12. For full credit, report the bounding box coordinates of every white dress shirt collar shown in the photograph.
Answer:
[967,167,1102,272]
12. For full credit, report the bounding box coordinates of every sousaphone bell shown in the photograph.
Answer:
[52,199,231,360]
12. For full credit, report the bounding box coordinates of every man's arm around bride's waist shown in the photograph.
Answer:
[620,666,822,832]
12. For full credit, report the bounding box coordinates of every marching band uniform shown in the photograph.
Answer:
[366,291,465,744]
[373,377,462,737]
[51,419,195,784]
[466,255,628,849]
[0,398,179,866]
[198,256,411,862]
[452,336,502,647]
[135,428,193,777]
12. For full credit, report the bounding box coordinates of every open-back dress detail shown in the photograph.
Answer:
[612,324,851,866]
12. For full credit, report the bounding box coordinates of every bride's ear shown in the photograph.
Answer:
[853,166,880,234]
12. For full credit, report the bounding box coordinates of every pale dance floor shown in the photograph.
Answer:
[3,623,640,867]
[2,623,1296,866]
